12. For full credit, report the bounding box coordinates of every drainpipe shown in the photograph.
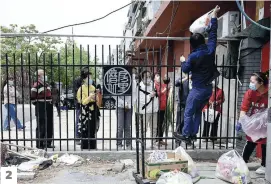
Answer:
[266,3,271,183]
[241,0,246,30]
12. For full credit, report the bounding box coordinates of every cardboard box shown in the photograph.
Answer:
[141,152,189,180]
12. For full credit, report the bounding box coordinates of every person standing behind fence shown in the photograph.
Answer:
[115,88,137,149]
[50,82,60,117]
[31,69,54,149]
[73,67,90,144]
[137,70,158,148]
[154,73,170,147]
[173,5,220,144]
[174,72,191,146]
[202,80,224,143]
[236,72,268,175]
[2,76,24,131]
[77,70,101,149]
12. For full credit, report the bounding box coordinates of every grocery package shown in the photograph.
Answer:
[189,9,213,34]
[174,146,199,178]
[156,170,193,184]
[239,109,267,142]
[216,150,250,184]
[144,150,188,180]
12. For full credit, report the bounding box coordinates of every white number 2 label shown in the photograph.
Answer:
[1,167,17,184]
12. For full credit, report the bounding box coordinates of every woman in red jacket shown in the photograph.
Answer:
[154,73,170,146]
[237,72,268,175]
[202,80,225,142]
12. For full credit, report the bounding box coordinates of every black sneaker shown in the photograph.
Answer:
[173,132,192,145]
[190,135,197,142]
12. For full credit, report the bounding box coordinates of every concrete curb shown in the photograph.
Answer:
[47,149,229,160]
[46,150,261,171]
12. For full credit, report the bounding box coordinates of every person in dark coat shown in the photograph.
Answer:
[50,82,60,117]
[174,6,220,144]
[174,72,191,146]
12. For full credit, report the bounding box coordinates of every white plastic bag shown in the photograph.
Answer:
[216,150,250,184]
[18,158,52,172]
[189,10,213,34]
[239,109,267,142]
[57,153,83,165]
[174,146,199,178]
[156,171,193,184]
[204,104,219,123]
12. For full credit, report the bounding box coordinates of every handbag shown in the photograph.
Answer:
[204,103,219,123]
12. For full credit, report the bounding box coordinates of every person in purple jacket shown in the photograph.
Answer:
[174,5,220,144]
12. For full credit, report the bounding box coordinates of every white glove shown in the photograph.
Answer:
[180,55,186,62]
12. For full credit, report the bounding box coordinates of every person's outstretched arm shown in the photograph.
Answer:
[207,5,220,54]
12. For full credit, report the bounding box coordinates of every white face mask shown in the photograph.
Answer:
[8,80,14,85]
[40,76,47,82]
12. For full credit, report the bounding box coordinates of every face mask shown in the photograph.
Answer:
[40,76,47,82]
[8,80,14,85]
[86,78,93,85]
[145,78,151,84]
[249,82,257,91]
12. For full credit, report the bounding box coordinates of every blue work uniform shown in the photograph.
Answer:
[181,18,220,137]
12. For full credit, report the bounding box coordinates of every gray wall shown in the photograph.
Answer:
[236,38,263,152]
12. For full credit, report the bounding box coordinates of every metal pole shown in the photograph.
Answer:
[0,33,240,41]
[265,3,271,183]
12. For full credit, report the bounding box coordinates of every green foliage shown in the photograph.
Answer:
[1,24,101,87]
[1,24,101,101]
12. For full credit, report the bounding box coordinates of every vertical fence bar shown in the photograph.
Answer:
[5,54,11,148]
[21,53,26,147]
[233,58,238,149]
[226,63,231,149]
[116,45,120,151]
[109,45,112,151]
[172,54,176,150]
[28,53,33,148]
[13,53,19,149]
[35,53,39,149]
[219,55,225,149]
[58,52,62,151]
[43,53,48,150]
[102,45,105,151]
[94,44,98,151]
[50,53,55,151]
[65,44,69,151]
[73,45,76,151]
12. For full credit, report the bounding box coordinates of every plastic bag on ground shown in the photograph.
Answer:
[156,170,193,184]
[216,150,250,184]
[57,153,83,165]
[239,109,267,142]
[189,9,214,34]
[18,158,53,172]
[174,146,199,178]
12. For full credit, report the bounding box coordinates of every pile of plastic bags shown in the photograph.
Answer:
[216,150,250,184]
[239,109,268,142]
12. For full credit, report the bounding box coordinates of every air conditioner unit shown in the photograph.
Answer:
[217,11,240,38]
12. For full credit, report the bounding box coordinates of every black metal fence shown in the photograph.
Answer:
[0,42,241,151]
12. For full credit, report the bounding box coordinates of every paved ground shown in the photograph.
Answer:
[17,161,266,184]
[1,107,233,151]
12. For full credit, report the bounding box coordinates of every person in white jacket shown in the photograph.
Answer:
[115,71,137,149]
[2,76,24,131]
[137,70,159,146]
